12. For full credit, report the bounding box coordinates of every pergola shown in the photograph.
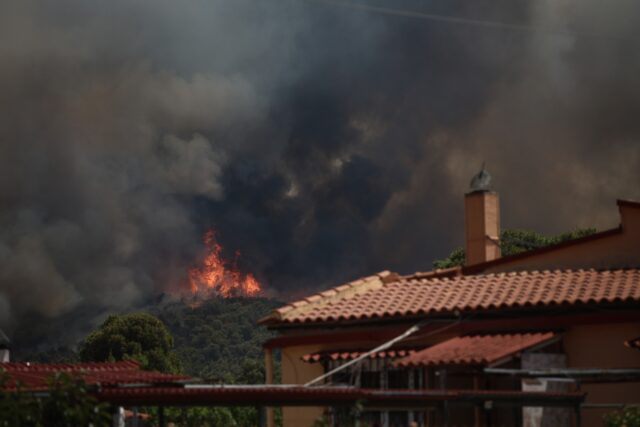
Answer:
[1,361,589,426]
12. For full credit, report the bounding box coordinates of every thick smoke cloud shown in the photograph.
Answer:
[1,0,639,347]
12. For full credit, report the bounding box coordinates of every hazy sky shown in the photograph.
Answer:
[1,0,639,344]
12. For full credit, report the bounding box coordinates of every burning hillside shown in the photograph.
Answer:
[188,230,263,298]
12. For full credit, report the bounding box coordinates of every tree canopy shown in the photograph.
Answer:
[155,297,281,382]
[79,312,181,373]
[0,372,111,427]
[433,228,596,269]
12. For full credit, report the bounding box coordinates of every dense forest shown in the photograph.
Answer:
[18,297,282,385]
[153,297,282,382]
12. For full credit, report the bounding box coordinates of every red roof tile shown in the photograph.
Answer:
[267,269,640,325]
[394,332,555,367]
[302,348,419,363]
[0,361,190,391]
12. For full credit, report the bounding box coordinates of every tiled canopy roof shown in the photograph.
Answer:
[394,332,555,367]
[262,269,640,325]
[96,385,586,408]
[302,348,418,363]
[0,361,190,391]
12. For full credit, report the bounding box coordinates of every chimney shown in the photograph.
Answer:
[465,165,500,265]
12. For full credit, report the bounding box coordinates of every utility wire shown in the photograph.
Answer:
[304,318,463,387]
[297,0,629,41]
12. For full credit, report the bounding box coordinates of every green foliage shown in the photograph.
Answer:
[313,401,367,427]
[432,247,465,269]
[144,297,282,427]
[25,297,283,426]
[144,406,240,427]
[604,406,640,427]
[432,228,596,268]
[0,371,111,427]
[20,346,80,364]
[500,228,596,256]
[79,312,181,373]
[154,297,281,382]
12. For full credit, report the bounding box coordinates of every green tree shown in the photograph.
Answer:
[604,406,640,427]
[433,228,596,269]
[79,312,181,373]
[0,371,111,427]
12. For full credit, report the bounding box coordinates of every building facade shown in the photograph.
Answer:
[261,195,640,427]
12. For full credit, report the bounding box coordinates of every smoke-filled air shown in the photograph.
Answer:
[1,0,639,347]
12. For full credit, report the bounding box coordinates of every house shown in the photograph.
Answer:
[259,176,640,427]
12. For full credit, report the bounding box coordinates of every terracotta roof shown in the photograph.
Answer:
[264,269,640,325]
[302,348,418,363]
[260,271,399,324]
[394,332,555,367]
[0,361,190,391]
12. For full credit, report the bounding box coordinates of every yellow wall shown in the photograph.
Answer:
[281,344,326,427]
[565,322,640,427]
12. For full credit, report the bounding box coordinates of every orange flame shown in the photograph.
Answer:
[189,229,263,297]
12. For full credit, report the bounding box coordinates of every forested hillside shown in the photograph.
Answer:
[18,296,282,386]
[153,297,282,382]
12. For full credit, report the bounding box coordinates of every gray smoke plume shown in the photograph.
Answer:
[1,0,639,348]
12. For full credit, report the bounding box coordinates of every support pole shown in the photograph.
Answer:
[112,407,125,427]
[257,406,266,427]
[264,347,275,427]
[158,406,165,427]
[473,374,481,427]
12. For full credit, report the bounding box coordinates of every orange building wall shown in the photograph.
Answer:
[281,344,325,427]
[274,203,640,427]
[485,204,640,274]
[564,322,640,427]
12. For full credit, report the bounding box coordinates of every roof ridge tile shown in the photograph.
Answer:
[268,268,640,326]
[261,271,397,324]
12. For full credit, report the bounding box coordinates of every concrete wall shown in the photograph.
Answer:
[564,322,640,427]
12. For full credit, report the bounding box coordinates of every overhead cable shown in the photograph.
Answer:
[298,0,628,41]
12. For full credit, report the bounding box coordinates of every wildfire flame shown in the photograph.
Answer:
[189,229,262,297]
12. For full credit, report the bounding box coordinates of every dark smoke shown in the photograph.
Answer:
[1,0,639,348]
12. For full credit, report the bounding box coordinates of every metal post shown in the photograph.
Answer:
[382,363,389,427]
[264,348,275,427]
[575,404,582,427]
[257,406,266,427]
[158,406,165,427]
[439,369,449,427]
[408,368,415,425]
[474,374,481,427]
[112,407,125,427]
